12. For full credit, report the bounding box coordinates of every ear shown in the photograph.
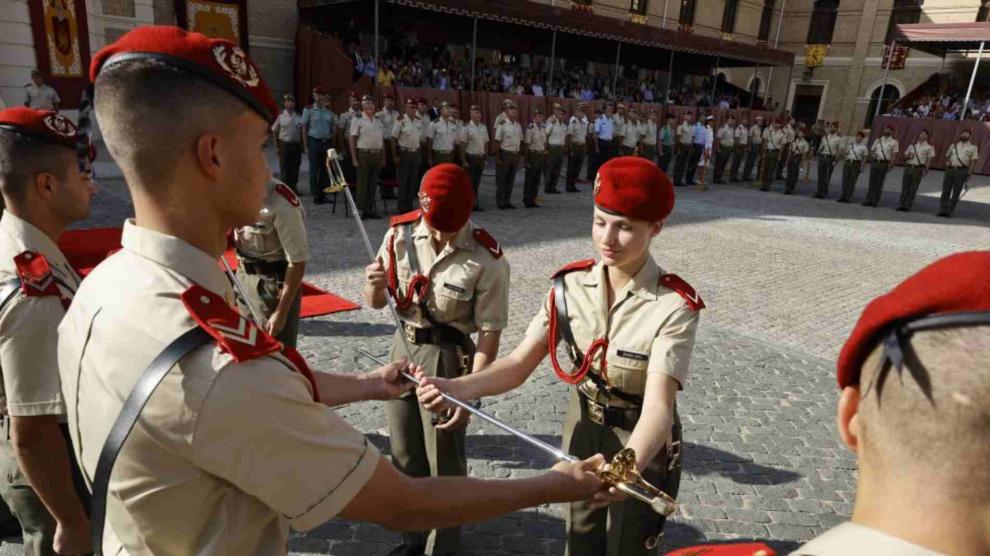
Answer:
[837,386,862,454]
[33,172,58,202]
[651,221,663,238]
[194,132,223,181]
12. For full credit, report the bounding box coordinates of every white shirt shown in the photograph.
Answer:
[792,522,945,556]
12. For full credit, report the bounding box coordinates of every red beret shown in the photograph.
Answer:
[383,92,394,99]
[594,157,674,222]
[0,107,78,149]
[313,85,327,95]
[419,164,475,233]
[90,26,277,123]
[837,251,990,388]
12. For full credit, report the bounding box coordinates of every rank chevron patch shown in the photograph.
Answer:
[180,285,281,362]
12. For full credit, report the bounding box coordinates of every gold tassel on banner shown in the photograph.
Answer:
[804,44,828,68]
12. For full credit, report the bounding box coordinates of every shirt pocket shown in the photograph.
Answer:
[607,344,650,397]
[434,275,475,319]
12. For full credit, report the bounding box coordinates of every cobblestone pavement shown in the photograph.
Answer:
[2,152,988,555]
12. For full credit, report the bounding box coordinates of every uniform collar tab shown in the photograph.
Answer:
[120,220,231,298]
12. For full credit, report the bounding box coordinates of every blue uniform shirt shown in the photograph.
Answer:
[301,105,336,140]
[594,116,615,140]
[692,122,706,145]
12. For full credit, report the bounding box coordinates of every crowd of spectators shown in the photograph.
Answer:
[887,77,990,121]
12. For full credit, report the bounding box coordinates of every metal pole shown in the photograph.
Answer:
[765,0,787,105]
[549,30,557,98]
[665,50,675,104]
[783,63,794,114]
[470,17,478,93]
[872,39,895,124]
[749,65,759,109]
[613,42,622,97]
[662,0,669,29]
[711,55,721,105]
[960,41,985,121]
[374,0,380,86]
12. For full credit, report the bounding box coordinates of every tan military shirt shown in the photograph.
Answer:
[871,136,899,162]
[716,124,734,148]
[376,218,510,334]
[415,113,431,145]
[791,522,945,556]
[568,115,590,145]
[791,138,811,157]
[545,116,568,147]
[845,141,868,162]
[783,125,796,144]
[734,125,749,146]
[271,110,303,144]
[818,132,843,157]
[24,83,59,110]
[493,111,509,130]
[428,119,458,153]
[58,221,380,555]
[495,120,523,153]
[0,212,79,417]
[350,113,385,150]
[376,108,400,139]
[641,121,658,146]
[234,179,309,264]
[763,128,786,151]
[393,114,422,151]
[525,122,548,152]
[525,258,700,406]
[459,121,490,156]
[749,124,763,146]
[612,114,627,138]
[677,122,694,146]
[338,108,360,142]
[945,141,979,168]
[904,141,936,166]
[621,122,642,149]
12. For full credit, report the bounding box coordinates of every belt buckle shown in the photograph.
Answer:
[587,400,605,426]
[404,324,417,344]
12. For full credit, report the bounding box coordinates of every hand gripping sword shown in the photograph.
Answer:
[327,148,677,516]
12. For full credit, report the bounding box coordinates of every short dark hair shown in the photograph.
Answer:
[94,58,246,191]
[0,130,70,204]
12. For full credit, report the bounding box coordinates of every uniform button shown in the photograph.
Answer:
[200,296,211,304]
[24,253,32,260]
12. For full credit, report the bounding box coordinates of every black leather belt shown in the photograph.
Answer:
[239,258,288,276]
[359,149,382,154]
[580,392,641,431]
[402,322,466,347]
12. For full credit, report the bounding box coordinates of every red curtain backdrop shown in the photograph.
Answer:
[295,26,363,108]
[174,0,250,51]
[871,116,990,175]
[27,0,92,109]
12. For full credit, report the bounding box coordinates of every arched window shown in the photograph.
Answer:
[807,0,839,44]
[630,0,649,16]
[865,85,900,127]
[722,0,740,34]
[978,1,989,22]
[885,0,923,44]
[679,0,697,27]
[758,0,776,42]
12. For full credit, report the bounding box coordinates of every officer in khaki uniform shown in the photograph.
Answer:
[377,93,401,200]
[427,102,457,167]
[864,126,899,207]
[672,112,695,186]
[544,104,568,194]
[565,102,590,192]
[350,95,386,219]
[336,92,361,187]
[459,105,489,211]
[713,116,735,184]
[494,103,523,209]
[391,99,423,213]
[729,119,748,182]
[366,164,510,556]
[814,122,842,198]
[783,129,811,195]
[742,116,764,182]
[938,130,979,217]
[612,104,628,152]
[523,109,548,207]
[23,71,59,111]
[640,110,659,163]
[619,110,641,156]
[234,178,309,347]
[759,120,786,191]
[837,132,869,203]
[0,107,94,556]
[65,26,606,556]
[417,157,702,556]
[896,130,935,212]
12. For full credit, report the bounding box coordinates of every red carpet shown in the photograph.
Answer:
[59,227,360,318]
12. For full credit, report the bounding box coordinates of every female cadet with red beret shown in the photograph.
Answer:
[416,156,704,555]
[364,163,511,556]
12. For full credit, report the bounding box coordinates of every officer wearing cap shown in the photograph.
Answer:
[233,177,309,347]
[640,110,659,164]
[545,104,568,195]
[271,94,303,193]
[494,101,523,210]
[619,109,641,157]
[938,130,979,218]
[66,25,605,556]
[418,156,702,555]
[301,86,336,204]
[864,125,898,207]
[793,252,990,555]
[459,105,489,211]
[672,112,695,186]
[23,71,59,112]
[743,115,764,182]
[565,102,590,192]
[837,131,868,203]
[658,114,676,173]
[377,93,401,201]
[337,92,362,186]
[427,102,457,167]
[612,103,628,152]
[759,120,786,191]
[729,117,749,183]
[523,108,548,208]
[416,98,432,181]
[713,115,735,184]
[0,107,94,555]
[591,103,616,180]
[391,99,423,213]
[815,122,842,198]
[897,129,935,212]
[364,164,511,556]
[350,95,386,219]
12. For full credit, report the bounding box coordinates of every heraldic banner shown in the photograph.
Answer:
[175,0,250,51]
[27,0,92,109]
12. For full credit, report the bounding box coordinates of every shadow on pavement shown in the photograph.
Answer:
[298,319,395,337]
[683,442,802,485]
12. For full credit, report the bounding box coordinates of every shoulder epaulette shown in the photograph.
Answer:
[659,273,705,312]
[390,209,422,227]
[180,285,282,363]
[274,183,300,207]
[472,228,503,259]
[551,259,595,279]
[14,251,59,298]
